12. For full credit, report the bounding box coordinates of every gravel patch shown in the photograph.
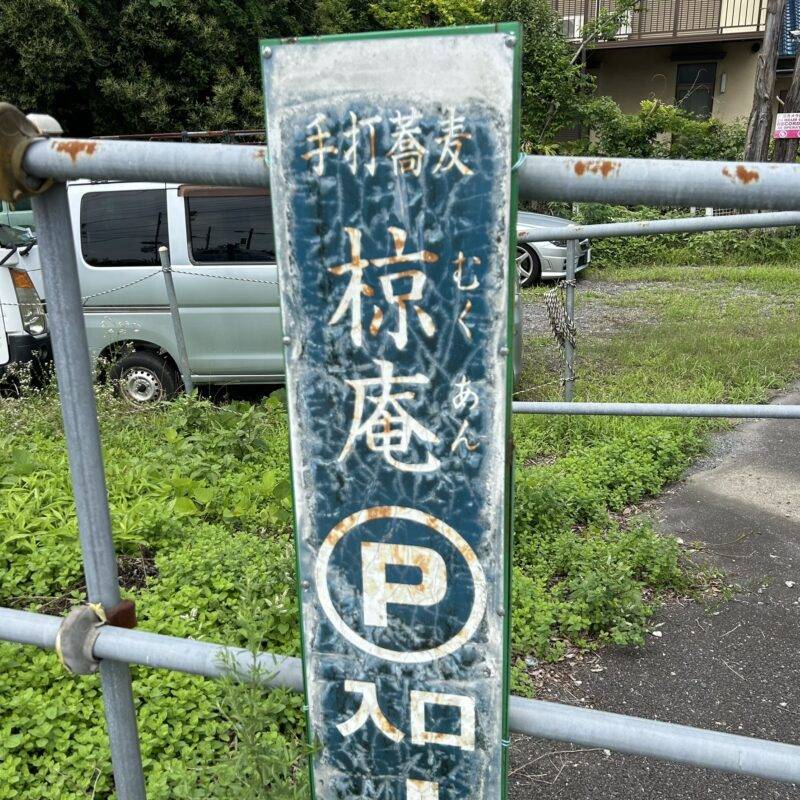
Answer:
[522,277,670,340]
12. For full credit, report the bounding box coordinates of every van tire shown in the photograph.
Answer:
[108,351,180,405]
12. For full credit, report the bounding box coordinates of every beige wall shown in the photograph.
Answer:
[714,42,760,120]
[590,41,760,122]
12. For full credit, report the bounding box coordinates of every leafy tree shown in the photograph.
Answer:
[369,0,485,28]
[0,0,96,135]
[0,0,312,135]
[0,0,636,147]
[486,0,595,148]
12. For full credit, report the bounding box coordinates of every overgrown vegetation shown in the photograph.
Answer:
[3,248,799,796]
[572,203,800,268]
[580,99,748,161]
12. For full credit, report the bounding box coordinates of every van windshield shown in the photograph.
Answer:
[0,224,34,250]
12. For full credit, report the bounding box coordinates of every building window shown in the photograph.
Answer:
[560,14,584,39]
[186,193,275,264]
[81,190,168,267]
[676,63,717,118]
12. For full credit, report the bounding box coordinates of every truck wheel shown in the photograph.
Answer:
[109,351,179,405]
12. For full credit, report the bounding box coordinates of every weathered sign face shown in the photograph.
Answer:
[262,25,520,800]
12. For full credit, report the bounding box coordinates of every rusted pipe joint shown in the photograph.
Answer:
[0,103,59,202]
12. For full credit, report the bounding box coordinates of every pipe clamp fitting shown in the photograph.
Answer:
[55,605,105,675]
[0,103,54,202]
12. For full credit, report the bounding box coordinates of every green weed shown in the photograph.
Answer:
[1,252,798,795]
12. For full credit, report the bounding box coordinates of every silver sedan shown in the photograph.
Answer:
[515,211,591,288]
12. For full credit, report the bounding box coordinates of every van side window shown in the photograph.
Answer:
[186,195,275,263]
[81,190,168,267]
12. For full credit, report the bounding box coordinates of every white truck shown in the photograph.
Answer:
[0,225,50,381]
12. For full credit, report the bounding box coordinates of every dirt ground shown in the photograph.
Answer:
[521,275,665,340]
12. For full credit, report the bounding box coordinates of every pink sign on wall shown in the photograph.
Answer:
[774,112,800,139]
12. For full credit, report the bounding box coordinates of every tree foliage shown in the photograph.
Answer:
[4,0,737,158]
[0,0,612,141]
[586,98,747,160]
[0,0,310,135]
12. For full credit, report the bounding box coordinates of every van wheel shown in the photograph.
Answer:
[109,351,179,405]
[516,244,541,288]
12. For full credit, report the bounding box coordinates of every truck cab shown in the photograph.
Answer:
[0,225,50,382]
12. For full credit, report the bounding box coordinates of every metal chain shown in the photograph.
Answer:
[544,279,576,350]
[80,270,163,304]
[169,267,279,286]
[0,266,277,312]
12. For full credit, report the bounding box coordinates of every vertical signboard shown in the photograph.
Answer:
[262,25,520,799]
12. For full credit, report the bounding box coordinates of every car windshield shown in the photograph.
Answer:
[0,224,35,250]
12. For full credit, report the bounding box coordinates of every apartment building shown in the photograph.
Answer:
[554,0,800,121]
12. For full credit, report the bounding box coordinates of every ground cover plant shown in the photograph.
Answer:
[1,252,799,797]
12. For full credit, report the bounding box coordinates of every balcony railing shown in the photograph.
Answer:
[553,0,768,46]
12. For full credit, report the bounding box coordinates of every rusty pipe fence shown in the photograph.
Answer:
[2,138,800,798]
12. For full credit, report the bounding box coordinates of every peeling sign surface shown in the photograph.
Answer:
[262,27,518,800]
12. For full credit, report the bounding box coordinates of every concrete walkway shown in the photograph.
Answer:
[508,389,800,799]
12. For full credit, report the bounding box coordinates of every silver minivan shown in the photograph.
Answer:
[59,181,522,403]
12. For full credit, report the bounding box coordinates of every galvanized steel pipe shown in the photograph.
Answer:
[563,239,576,401]
[21,138,800,210]
[31,186,147,800]
[23,137,270,188]
[3,607,800,784]
[158,247,194,394]
[93,624,305,694]
[519,210,800,244]
[507,696,800,784]
[517,155,800,211]
[512,401,800,418]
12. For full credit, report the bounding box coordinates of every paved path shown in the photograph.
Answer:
[508,389,800,799]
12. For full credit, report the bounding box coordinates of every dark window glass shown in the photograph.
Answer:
[676,63,716,119]
[187,195,275,263]
[81,190,168,267]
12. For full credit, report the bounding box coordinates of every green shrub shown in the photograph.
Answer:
[571,204,800,269]
[581,98,747,161]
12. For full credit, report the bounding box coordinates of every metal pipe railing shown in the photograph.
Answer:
[3,606,800,785]
[31,186,146,799]
[564,239,577,400]
[516,155,800,210]
[14,130,800,795]
[519,209,800,243]
[513,401,800,418]
[21,139,800,210]
[158,246,193,394]
[23,138,270,188]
